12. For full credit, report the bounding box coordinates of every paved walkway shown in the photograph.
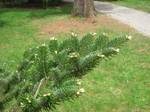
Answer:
[64,0,150,37]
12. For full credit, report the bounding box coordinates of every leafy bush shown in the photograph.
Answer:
[0,33,131,112]
[0,0,62,6]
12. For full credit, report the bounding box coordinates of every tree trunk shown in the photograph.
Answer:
[73,0,96,17]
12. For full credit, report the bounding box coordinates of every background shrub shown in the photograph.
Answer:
[0,0,62,6]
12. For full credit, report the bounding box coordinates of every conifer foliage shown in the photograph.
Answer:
[0,33,131,112]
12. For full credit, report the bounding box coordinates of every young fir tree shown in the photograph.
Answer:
[0,33,131,112]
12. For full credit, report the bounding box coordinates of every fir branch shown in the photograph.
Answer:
[78,51,104,76]
[106,35,128,48]
[0,33,130,112]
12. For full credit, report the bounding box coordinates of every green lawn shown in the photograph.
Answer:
[111,0,150,12]
[0,5,71,70]
[0,4,150,112]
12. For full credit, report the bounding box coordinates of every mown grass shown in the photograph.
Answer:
[0,4,150,112]
[111,0,150,12]
[0,4,71,70]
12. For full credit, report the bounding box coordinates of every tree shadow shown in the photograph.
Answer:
[0,2,72,28]
[0,2,72,19]
[0,20,7,28]
[28,3,72,18]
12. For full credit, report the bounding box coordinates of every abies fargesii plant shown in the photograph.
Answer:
[0,33,131,112]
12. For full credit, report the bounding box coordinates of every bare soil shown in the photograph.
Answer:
[41,15,134,36]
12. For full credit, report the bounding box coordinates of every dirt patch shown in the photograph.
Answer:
[41,15,134,36]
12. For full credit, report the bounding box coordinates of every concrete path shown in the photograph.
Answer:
[64,0,150,37]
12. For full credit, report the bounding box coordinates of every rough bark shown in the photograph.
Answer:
[73,0,96,17]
